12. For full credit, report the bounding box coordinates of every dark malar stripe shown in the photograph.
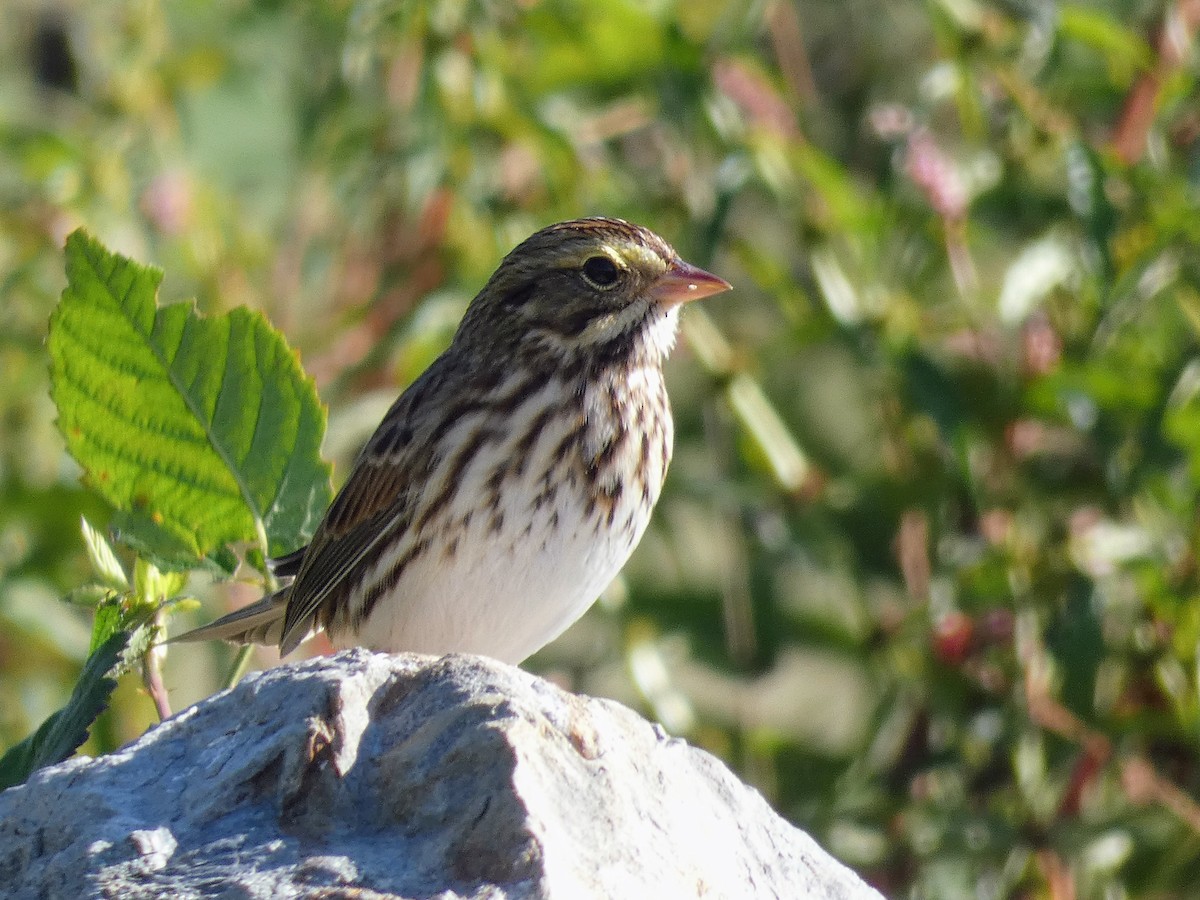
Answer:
[588,323,642,370]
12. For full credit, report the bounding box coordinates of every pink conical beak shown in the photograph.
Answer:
[651,259,732,306]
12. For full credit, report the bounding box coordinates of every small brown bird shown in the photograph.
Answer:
[177,218,730,663]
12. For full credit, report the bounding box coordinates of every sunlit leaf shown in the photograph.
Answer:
[48,230,332,560]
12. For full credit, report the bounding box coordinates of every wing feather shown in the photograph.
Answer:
[275,360,452,652]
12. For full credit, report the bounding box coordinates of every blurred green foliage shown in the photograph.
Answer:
[3,0,1200,896]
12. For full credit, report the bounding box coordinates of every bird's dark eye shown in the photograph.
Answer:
[581,255,620,288]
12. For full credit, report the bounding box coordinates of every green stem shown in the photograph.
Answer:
[255,517,281,594]
[144,606,173,719]
[223,645,255,691]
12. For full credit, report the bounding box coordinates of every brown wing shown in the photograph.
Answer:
[276,362,449,653]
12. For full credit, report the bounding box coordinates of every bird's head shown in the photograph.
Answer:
[456,217,730,364]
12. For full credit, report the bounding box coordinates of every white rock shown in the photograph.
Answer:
[0,649,882,899]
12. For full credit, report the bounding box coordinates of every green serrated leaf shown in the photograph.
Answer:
[0,631,129,792]
[48,229,332,560]
[109,510,242,578]
[109,509,216,572]
[80,516,128,590]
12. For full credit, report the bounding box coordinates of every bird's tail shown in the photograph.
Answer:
[170,589,294,648]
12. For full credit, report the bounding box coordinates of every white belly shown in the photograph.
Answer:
[339,372,669,664]
[340,491,635,663]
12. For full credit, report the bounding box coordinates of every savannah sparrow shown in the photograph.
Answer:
[177,217,731,663]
